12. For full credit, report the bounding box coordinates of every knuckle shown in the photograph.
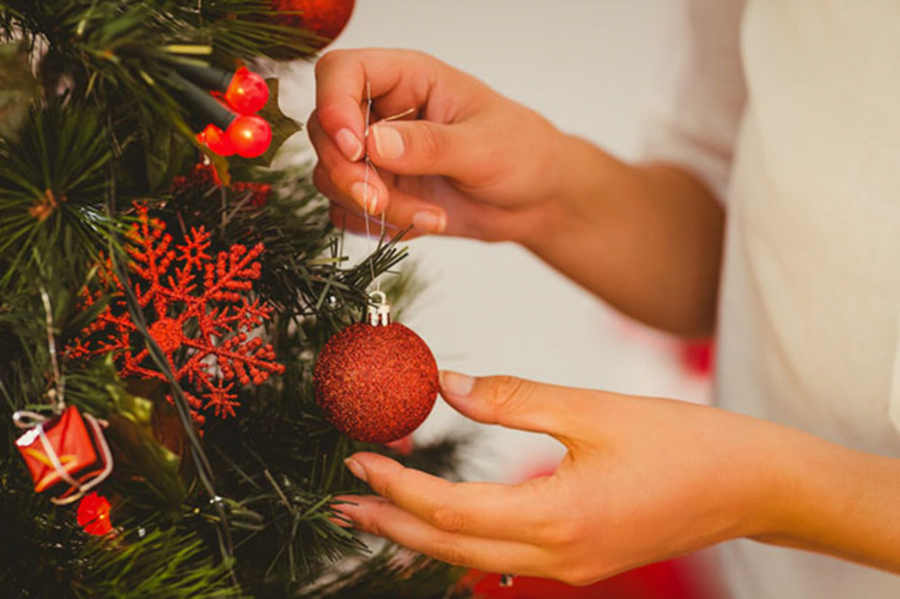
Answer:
[376,464,409,499]
[328,162,352,188]
[305,109,318,132]
[541,519,580,547]
[313,165,335,195]
[430,505,466,533]
[328,205,343,226]
[312,164,327,187]
[403,48,429,62]
[485,375,529,412]
[315,103,345,131]
[404,49,439,70]
[414,124,446,160]
[314,49,344,78]
[557,564,597,587]
[431,539,468,567]
[361,517,385,539]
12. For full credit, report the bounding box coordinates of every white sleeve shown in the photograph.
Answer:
[643,0,747,202]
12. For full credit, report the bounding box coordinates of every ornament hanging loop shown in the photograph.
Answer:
[39,284,65,413]
[366,290,392,326]
[13,410,48,430]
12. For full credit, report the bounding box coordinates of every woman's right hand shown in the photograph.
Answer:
[308,48,568,243]
[311,48,725,337]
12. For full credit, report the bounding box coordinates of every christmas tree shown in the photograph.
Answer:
[0,1,469,596]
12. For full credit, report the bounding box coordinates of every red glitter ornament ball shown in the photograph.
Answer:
[272,0,355,49]
[314,322,438,444]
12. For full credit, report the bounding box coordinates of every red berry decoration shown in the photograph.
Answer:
[224,67,269,115]
[314,294,438,444]
[77,492,113,536]
[199,124,236,157]
[272,0,355,49]
[226,115,272,158]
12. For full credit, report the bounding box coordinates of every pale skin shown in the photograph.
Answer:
[309,48,900,585]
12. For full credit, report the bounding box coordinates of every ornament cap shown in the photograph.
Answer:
[365,290,392,326]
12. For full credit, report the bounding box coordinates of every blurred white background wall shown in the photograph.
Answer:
[276,0,709,481]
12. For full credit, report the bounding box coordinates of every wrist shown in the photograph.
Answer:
[516,133,624,255]
[748,426,864,547]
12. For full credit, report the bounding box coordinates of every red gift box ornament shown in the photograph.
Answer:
[14,405,113,505]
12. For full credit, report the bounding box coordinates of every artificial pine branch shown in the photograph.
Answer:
[0,100,121,288]
[0,2,474,597]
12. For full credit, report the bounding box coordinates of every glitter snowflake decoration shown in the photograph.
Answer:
[68,205,284,426]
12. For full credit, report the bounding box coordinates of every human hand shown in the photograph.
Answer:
[333,372,797,585]
[309,49,567,242]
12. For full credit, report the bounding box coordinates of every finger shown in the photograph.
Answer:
[367,120,489,180]
[375,182,447,235]
[344,452,560,544]
[439,371,591,443]
[313,163,351,206]
[309,112,389,214]
[328,202,420,240]
[322,177,439,239]
[315,49,437,162]
[332,495,549,576]
[312,112,446,234]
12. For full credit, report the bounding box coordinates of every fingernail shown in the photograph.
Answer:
[412,210,446,234]
[371,124,404,160]
[335,128,363,161]
[440,371,475,397]
[344,457,368,482]
[351,182,379,214]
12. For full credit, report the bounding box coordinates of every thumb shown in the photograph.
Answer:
[439,371,584,441]
[368,120,478,178]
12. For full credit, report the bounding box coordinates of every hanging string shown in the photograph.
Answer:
[12,285,66,429]
[360,83,416,295]
[39,285,65,412]
[13,286,113,505]
[361,81,380,291]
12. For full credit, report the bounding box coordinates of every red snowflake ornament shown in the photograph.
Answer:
[68,206,284,426]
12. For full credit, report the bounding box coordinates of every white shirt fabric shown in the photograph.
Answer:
[646,0,900,597]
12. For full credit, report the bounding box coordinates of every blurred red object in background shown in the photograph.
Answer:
[679,339,715,378]
[464,558,708,599]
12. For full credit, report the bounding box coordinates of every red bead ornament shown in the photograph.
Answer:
[15,405,113,504]
[77,492,113,536]
[67,205,284,426]
[272,0,355,49]
[314,294,438,444]
[226,115,272,158]
[198,124,236,157]
[224,67,269,115]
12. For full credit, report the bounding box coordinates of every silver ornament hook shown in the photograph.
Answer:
[366,290,392,326]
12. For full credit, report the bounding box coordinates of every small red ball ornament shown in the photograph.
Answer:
[226,115,272,158]
[224,67,269,115]
[314,293,438,444]
[272,0,355,49]
[199,124,236,157]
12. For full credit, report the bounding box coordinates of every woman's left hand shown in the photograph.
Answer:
[333,371,803,585]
